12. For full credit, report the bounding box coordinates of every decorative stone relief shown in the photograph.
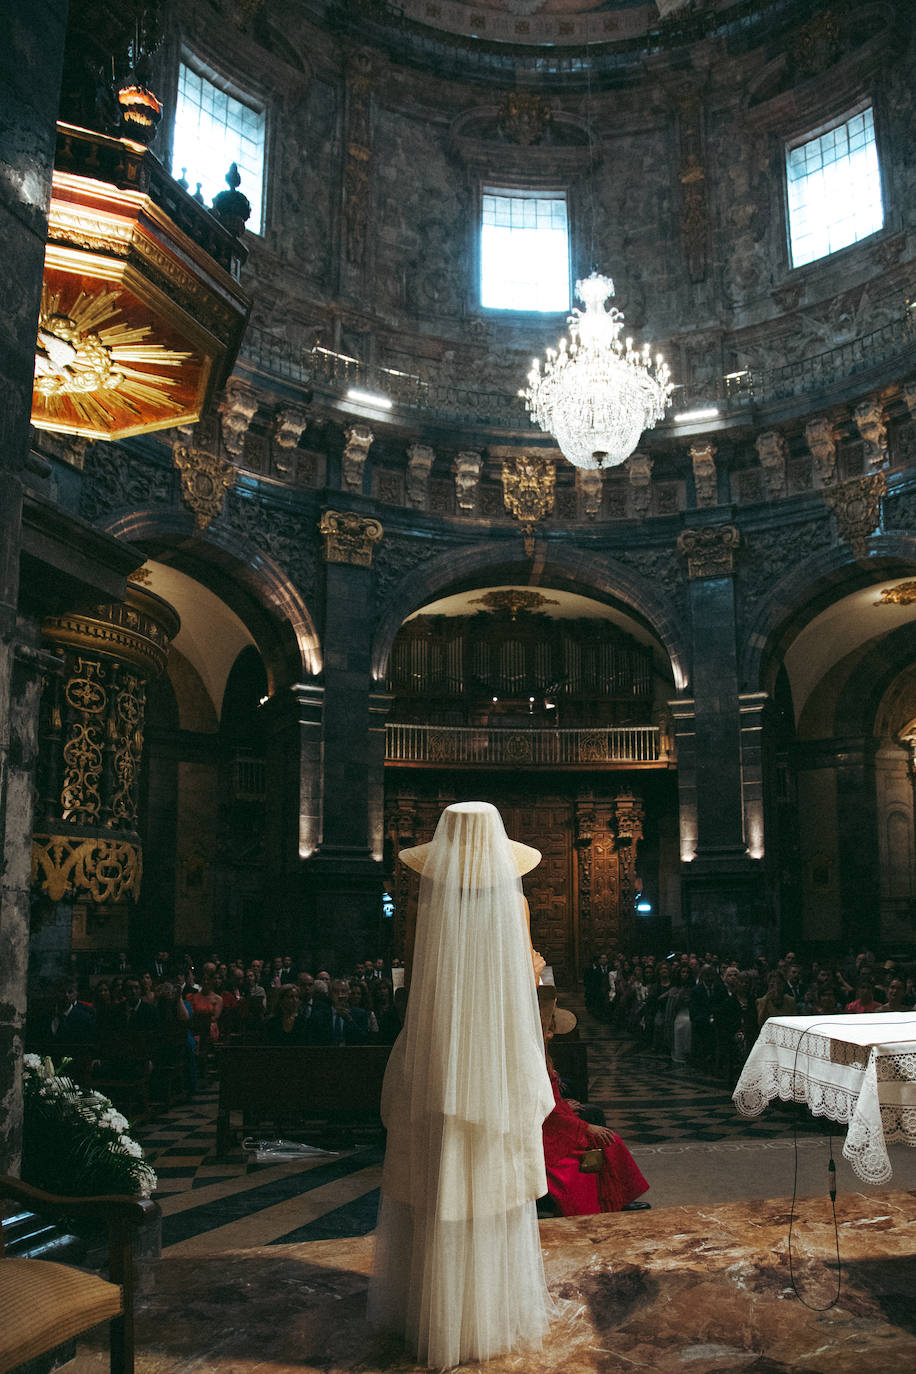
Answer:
[577,468,604,519]
[690,440,717,508]
[628,453,653,521]
[822,473,885,557]
[497,91,551,146]
[677,524,740,578]
[453,450,482,514]
[501,454,556,555]
[805,416,838,486]
[272,406,308,452]
[755,430,788,500]
[225,491,319,594]
[676,90,709,284]
[343,51,373,283]
[739,518,833,616]
[853,398,888,467]
[218,379,259,460]
[172,436,234,529]
[406,443,435,509]
[902,382,916,422]
[374,533,448,603]
[319,509,383,567]
[343,424,374,492]
[79,442,174,523]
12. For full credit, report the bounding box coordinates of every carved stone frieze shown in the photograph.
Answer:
[822,472,885,556]
[612,547,687,616]
[628,453,653,521]
[218,379,260,460]
[677,523,740,578]
[453,450,482,514]
[373,534,447,604]
[31,834,142,904]
[343,423,374,492]
[755,430,788,500]
[406,443,435,509]
[343,51,373,282]
[577,468,603,519]
[677,93,709,284]
[690,440,717,508]
[805,416,838,486]
[319,508,383,566]
[224,491,319,594]
[173,437,235,529]
[853,398,888,467]
[739,517,833,616]
[79,442,174,524]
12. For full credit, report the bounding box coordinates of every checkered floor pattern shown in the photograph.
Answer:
[134,1013,819,1249]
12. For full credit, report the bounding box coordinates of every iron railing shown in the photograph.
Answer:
[385,722,665,766]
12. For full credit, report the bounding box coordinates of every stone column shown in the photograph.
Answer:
[304,510,386,969]
[261,682,324,954]
[676,521,770,955]
[0,2,70,1175]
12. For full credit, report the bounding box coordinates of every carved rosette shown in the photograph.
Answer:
[319,509,383,566]
[853,398,888,468]
[173,437,235,529]
[577,468,604,519]
[406,443,435,509]
[805,417,838,486]
[343,424,374,492]
[755,430,788,500]
[34,585,178,904]
[823,473,885,556]
[628,453,654,521]
[677,524,740,578]
[690,440,717,508]
[453,451,483,514]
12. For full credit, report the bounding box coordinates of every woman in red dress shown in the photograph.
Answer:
[539,990,649,1215]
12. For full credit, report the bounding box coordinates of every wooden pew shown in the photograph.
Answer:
[215,1044,393,1155]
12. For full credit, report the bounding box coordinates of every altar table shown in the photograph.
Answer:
[733,1012,916,1183]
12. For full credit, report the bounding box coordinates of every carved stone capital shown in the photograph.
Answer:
[406,443,435,509]
[822,473,885,557]
[173,438,235,529]
[218,379,260,460]
[853,398,888,467]
[319,509,383,567]
[577,467,604,519]
[805,416,838,486]
[690,440,717,508]
[755,430,788,500]
[677,524,740,578]
[272,406,309,450]
[615,790,645,845]
[343,424,374,492]
[628,453,653,521]
[453,450,482,514]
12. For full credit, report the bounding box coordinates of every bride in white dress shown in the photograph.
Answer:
[367,801,554,1369]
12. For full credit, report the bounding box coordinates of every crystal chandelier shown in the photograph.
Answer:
[522,272,673,471]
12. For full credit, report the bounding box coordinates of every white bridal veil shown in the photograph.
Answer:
[368,801,555,1369]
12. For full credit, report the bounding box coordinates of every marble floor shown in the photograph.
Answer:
[65,1014,916,1373]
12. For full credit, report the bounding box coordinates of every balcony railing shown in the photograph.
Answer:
[386,723,666,767]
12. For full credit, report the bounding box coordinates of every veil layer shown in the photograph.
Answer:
[368,802,554,1368]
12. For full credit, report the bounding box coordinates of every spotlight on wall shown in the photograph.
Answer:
[674,406,720,424]
[346,387,393,410]
[636,899,653,914]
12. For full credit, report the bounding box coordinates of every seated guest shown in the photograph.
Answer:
[539,988,649,1216]
[813,982,842,1015]
[879,976,909,1012]
[371,980,402,1044]
[756,970,796,1027]
[32,980,96,1045]
[312,978,369,1044]
[846,978,881,1014]
[265,985,309,1045]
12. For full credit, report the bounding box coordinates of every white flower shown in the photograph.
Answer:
[118,1137,142,1159]
[23,1054,41,1070]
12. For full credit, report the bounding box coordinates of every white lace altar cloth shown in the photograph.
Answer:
[733,1012,916,1184]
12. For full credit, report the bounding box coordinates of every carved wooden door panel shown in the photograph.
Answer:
[501,799,574,984]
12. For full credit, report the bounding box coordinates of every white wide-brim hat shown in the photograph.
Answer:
[398,800,541,875]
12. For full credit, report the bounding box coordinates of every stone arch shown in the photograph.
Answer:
[835,621,916,738]
[101,508,322,694]
[740,535,916,695]
[370,540,688,689]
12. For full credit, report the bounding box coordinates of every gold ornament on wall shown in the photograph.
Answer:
[173,437,235,529]
[319,509,384,566]
[501,454,556,556]
[31,834,143,904]
[876,581,916,606]
[469,589,559,619]
[497,92,551,146]
[677,524,740,578]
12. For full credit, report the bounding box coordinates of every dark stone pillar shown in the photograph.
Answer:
[261,682,324,956]
[0,0,69,1175]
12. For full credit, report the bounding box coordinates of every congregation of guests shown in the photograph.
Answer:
[583,946,916,1080]
[27,950,406,1102]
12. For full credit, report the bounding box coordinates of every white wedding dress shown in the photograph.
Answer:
[367,802,555,1369]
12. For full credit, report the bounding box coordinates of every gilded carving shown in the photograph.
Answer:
[822,473,885,556]
[690,440,717,508]
[876,581,916,606]
[853,398,888,468]
[805,416,838,486]
[497,91,551,145]
[31,834,142,904]
[469,589,559,618]
[755,430,788,500]
[677,524,740,578]
[173,437,235,529]
[319,509,383,566]
[502,453,555,554]
[343,424,374,492]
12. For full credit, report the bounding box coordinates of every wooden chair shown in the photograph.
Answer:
[0,1175,159,1374]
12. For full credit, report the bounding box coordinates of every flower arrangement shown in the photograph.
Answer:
[21,1055,157,1198]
